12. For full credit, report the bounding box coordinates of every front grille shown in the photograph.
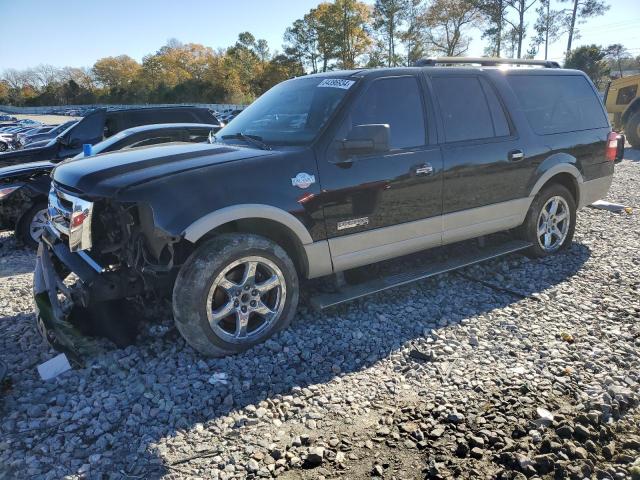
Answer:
[48,185,73,236]
[48,184,94,251]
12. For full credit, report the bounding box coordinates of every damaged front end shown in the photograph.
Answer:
[34,182,184,363]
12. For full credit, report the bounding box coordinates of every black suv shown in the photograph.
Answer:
[34,58,619,360]
[0,106,220,168]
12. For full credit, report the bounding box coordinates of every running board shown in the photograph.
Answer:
[310,240,532,310]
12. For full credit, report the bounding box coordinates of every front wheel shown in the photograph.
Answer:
[17,202,48,248]
[520,184,576,257]
[173,234,299,356]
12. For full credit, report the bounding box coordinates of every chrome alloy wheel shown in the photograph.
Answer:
[206,256,286,343]
[537,196,570,252]
[29,208,48,242]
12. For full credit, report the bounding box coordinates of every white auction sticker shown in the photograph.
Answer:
[317,78,355,89]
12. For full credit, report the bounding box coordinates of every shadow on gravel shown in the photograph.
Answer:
[1,237,592,478]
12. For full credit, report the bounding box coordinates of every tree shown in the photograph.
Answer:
[504,0,538,58]
[284,16,320,73]
[423,0,481,56]
[478,0,508,57]
[530,0,565,59]
[372,0,408,67]
[561,0,609,57]
[333,0,373,69]
[604,44,630,78]
[565,44,609,88]
[92,55,141,90]
[400,0,428,65]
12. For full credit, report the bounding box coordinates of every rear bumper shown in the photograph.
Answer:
[578,174,614,209]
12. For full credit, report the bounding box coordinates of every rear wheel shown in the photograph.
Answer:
[520,184,576,257]
[625,110,640,149]
[16,202,48,248]
[173,234,299,356]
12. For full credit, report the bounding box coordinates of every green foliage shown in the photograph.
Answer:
[565,44,610,88]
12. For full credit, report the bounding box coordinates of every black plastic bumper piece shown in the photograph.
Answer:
[33,241,84,366]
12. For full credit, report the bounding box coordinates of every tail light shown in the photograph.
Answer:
[606,131,619,161]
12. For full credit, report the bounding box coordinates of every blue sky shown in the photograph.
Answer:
[0,0,638,71]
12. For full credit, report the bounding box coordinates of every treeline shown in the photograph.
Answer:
[1,0,637,106]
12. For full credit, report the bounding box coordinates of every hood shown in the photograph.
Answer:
[0,160,55,182]
[53,142,276,197]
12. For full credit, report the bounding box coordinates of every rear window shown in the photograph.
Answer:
[507,75,608,135]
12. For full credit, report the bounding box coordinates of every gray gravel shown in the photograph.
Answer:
[1,152,639,479]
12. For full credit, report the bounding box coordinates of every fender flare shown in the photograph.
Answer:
[529,162,583,200]
[182,204,313,245]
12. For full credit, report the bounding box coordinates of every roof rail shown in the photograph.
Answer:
[414,57,561,68]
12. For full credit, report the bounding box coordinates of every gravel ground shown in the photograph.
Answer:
[1,152,639,480]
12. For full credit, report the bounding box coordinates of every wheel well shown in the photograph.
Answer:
[543,173,579,204]
[196,218,309,276]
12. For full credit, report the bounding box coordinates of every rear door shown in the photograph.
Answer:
[430,73,531,243]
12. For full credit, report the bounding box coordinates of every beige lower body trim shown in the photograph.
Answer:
[442,197,531,244]
[303,240,333,279]
[303,174,613,278]
[577,174,613,209]
[328,215,441,272]
[321,197,531,274]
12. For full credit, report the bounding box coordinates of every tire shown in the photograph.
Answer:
[625,110,640,149]
[173,234,299,356]
[519,183,576,258]
[16,201,48,248]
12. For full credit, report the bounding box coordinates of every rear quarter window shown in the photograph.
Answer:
[506,74,608,135]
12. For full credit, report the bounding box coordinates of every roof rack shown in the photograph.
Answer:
[414,57,561,68]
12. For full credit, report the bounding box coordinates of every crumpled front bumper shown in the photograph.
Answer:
[33,238,84,367]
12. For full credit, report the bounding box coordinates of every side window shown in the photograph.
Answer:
[432,77,495,142]
[616,85,638,105]
[506,75,608,135]
[344,76,426,149]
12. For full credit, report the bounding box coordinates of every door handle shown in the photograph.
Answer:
[415,164,434,176]
[508,149,525,161]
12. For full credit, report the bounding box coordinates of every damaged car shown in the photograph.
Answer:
[1,123,218,247]
[34,58,618,361]
[0,106,220,168]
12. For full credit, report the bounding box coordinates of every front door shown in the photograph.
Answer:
[316,75,443,271]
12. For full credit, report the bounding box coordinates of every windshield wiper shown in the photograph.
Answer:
[220,132,272,151]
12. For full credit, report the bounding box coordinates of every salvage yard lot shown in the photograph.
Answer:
[1,152,639,479]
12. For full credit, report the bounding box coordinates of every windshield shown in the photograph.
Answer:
[217,76,357,146]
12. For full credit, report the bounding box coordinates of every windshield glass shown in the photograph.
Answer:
[217,76,357,146]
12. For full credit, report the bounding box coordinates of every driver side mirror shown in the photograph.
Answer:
[339,124,390,155]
